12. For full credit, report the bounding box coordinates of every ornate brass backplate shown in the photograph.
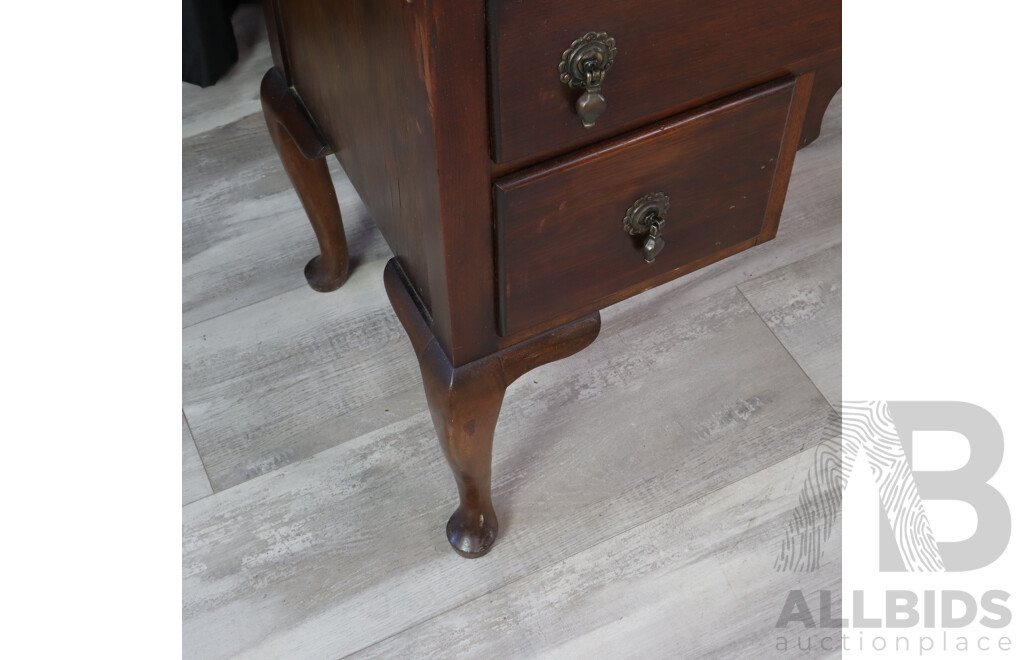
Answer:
[623,192,670,263]
[558,32,617,128]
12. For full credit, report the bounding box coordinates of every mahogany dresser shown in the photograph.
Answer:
[258,0,841,557]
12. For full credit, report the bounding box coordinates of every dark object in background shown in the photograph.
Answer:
[183,0,255,87]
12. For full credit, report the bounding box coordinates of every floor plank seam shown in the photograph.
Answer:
[180,408,432,510]
[182,409,215,504]
[184,105,266,142]
[182,277,308,331]
[182,251,384,331]
[735,283,838,414]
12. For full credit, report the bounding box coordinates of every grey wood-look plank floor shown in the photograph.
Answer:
[183,10,841,659]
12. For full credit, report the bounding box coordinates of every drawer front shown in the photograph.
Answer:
[488,0,838,163]
[496,78,795,336]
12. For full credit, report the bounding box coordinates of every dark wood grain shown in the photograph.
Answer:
[758,73,815,244]
[260,67,349,292]
[496,79,794,336]
[384,259,601,557]
[268,0,505,367]
[799,57,842,148]
[488,0,840,163]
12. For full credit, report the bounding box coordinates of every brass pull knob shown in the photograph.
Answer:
[623,193,670,263]
[559,32,617,128]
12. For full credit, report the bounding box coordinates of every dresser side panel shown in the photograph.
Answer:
[276,0,451,329]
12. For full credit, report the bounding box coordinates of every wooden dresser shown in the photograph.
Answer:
[258,0,841,557]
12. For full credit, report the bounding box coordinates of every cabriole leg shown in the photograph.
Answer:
[260,67,349,292]
[383,259,601,557]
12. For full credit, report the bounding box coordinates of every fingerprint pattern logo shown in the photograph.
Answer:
[774,411,841,572]
[775,401,945,572]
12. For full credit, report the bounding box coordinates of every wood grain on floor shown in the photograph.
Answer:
[352,442,841,660]
[182,259,426,492]
[183,283,835,659]
[740,245,842,406]
[182,13,841,659]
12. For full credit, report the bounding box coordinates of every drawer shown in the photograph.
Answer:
[487,0,839,163]
[496,78,796,336]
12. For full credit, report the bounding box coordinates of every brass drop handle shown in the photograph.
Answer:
[559,32,617,128]
[623,193,670,263]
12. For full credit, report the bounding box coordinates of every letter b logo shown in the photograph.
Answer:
[881,402,1011,571]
